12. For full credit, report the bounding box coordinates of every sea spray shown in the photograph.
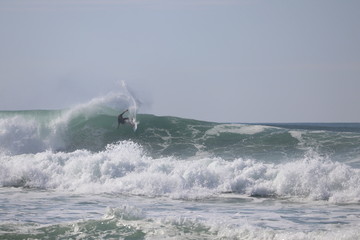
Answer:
[118,80,140,129]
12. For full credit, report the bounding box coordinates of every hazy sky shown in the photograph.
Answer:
[0,0,359,122]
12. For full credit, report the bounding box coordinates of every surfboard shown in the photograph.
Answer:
[129,118,138,132]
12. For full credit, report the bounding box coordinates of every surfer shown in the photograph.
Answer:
[117,109,134,128]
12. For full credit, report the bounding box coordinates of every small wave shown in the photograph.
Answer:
[2,203,360,240]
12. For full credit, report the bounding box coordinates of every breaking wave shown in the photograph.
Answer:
[1,92,360,203]
[1,140,360,203]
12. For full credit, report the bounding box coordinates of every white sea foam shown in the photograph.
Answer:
[104,205,145,221]
[205,124,269,136]
[1,141,359,203]
[289,130,302,140]
[1,187,360,240]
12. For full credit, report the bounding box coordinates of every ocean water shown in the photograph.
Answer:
[1,94,360,239]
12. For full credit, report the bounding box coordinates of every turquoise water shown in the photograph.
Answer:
[1,94,360,239]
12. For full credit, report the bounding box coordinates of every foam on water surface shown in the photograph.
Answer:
[1,188,360,240]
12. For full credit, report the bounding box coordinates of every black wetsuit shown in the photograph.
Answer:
[118,115,128,124]
[117,110,129,128]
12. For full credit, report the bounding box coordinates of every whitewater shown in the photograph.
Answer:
[1,92,360,239]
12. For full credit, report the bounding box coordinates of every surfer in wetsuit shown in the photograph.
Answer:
[117,109,130,128]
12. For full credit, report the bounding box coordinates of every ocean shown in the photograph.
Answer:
[1,94,360,239]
